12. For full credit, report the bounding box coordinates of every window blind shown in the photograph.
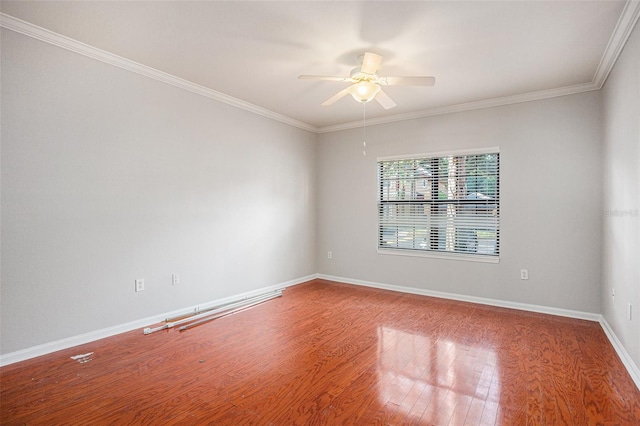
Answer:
[378,151,499,257]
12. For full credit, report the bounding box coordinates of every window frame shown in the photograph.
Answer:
[376,147,500,264]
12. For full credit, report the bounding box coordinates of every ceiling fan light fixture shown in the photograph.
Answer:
[301,52,434,108]
[348,81,380,103]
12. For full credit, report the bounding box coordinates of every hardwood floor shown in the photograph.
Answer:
[2,279,639,425]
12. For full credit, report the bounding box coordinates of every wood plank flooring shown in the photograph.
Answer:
[2,279,639,425]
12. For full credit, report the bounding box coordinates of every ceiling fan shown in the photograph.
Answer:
[298,52,435,109]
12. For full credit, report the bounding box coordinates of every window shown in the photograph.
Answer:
[377,148,499,261]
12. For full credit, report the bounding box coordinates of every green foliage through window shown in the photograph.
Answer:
[378,151,500,256]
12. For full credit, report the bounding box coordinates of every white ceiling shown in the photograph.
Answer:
[1,1,638,132]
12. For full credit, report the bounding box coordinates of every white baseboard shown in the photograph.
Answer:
[317,274,601,321]
[599,317,640,391]
[317,273,640,391]
[5,272,639,393]
[0,274,318,367]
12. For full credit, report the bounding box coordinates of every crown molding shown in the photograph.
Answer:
[0,13,319,134]
[318,81,600,133]
[2,1,639,136]
[593,0,640,88]
[318,0,640,134]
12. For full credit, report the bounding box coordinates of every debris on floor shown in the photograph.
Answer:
[70,352,93,363]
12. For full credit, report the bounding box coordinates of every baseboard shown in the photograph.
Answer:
[0,274,318,367]
[7,271,638,393]
[599,317,640,391]
[317,273,640,391]
[317,274,601,321]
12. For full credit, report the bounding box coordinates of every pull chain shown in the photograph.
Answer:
[362,102,367,157]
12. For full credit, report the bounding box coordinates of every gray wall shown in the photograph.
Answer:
[317,91,603,313]
[1,29,317,354]
[602,22,640,368]
[2,17,637,372]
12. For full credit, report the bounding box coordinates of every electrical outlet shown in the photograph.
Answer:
[520,269,529,280]
[628,303,633,321]
[327,251,332,259]
[135,279,144,292]
[612,288,615,300]
[172,274,179,286]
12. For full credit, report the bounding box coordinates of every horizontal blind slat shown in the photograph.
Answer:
[377,152,499,256]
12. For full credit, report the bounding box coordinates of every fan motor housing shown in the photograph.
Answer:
[350,67,377,82]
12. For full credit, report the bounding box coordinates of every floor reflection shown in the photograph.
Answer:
[376,326,500,423]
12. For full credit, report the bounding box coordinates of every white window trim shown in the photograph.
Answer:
[377,146,500,163]
[377,146,500,263]
[377,248,500,264]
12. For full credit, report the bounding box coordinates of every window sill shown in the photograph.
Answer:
[377,248,500,264]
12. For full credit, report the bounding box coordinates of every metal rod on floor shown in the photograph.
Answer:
[165,298,248,323]
[143,289,283,335]
[178,290,282,332]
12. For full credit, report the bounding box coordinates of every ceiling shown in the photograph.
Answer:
[1,1,638,132]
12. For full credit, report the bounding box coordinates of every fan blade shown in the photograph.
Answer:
[378,76,436,86]
[375,89,397,109]
[360,52,383,75]
[322,88,350,106]
[298,75,353,82]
